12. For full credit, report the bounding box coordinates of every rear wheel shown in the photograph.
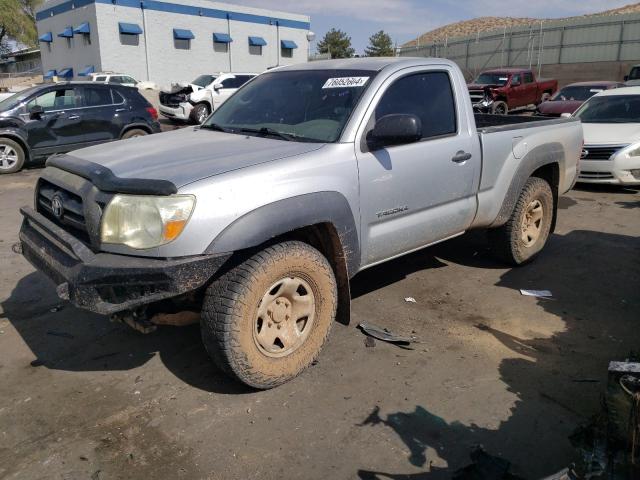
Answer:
[201,241,338,389]
[121,128,148,139]
[191,103,210,124]
[491,101,508,115]
[0,138,25,174]
[489,177,554,265]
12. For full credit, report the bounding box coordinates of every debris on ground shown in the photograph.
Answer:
[49,304,64,313]
[404,297,417,303]
[46,330,74,339]
[364,336,376,348]
[357,322,418,347]
[519,289,553,298]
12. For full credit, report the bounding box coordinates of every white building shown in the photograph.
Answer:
[35,0,311,85]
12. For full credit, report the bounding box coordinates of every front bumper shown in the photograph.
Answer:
[578,159,640,185]
[159,102,192,121]
[19,207,229,315]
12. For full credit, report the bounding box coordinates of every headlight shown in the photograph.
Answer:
[627,144,640,157]
[101,194,195,249]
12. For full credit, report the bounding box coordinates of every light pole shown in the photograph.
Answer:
[306,31,315,61]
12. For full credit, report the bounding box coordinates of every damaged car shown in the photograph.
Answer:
[159,73,257,124]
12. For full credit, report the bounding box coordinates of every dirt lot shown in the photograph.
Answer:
[0,168,638,479]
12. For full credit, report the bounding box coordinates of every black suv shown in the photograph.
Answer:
[0,82,161,174]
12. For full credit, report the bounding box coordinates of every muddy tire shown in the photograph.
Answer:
[491,101,508,115]
[121,128,148,139]
[489,177,554,266]
[201,241,338,389]
[191,103,210,124]
[0,137,25,174]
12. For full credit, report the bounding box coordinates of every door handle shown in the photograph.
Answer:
[115,108,127,112]
[67,114,80,120]
[451,150,472,163]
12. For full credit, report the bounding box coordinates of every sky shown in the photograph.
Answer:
[222,0,637,54]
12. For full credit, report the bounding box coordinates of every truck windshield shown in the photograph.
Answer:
[574,95,640,123]
[192,75,217,87]
[474,73,510,86]
[552,85,605,101]
[203,69,376,143]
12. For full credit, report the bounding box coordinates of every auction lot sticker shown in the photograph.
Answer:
[323,77,370,89]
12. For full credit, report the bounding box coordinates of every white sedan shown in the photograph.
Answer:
[573,86,640,185]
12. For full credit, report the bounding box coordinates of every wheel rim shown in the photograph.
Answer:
[521,199,544,247]
[0,144,18,170]
[197,107,208,123]
[253,276,316,358]
[496,104,506,114]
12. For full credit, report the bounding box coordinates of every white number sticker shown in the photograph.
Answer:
[322,77,370,89]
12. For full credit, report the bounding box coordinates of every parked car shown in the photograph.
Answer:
[573,86,640,185]
[19,58,581,388]
[89,72,158,91]
[624,65,640,86]
[0,81,160,174]
[537,81,625,117]
[159,72,257,124]
[468,68,558,114]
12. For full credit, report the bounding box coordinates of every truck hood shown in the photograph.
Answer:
[63,128,326,187]
[582,122,640,145]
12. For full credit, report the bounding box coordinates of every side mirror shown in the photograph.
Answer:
[369,114,422,148]
[560,112,572,118]
[624,75,629,81]
[213,83,223,91]
[29,104,44,119]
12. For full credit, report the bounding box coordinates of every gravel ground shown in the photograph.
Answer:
[0,166,638,479]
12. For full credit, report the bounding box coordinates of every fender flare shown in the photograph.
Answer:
[490,142,563,228]
[205,191,361,276]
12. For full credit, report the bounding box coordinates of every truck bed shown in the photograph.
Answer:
[474,113,570,132]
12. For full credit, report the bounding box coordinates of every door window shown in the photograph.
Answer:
[512,74,522,85]
[524,72,534,83]
[121,76,137,85]
[374,71,457,140]
[94,76,107,82]
[220,77,242,89]
[84,87,113,107]
[109,76,124,84]
[27,88,78,111]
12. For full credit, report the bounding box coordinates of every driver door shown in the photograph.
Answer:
[355,67,481,267]
[23,86,86,156]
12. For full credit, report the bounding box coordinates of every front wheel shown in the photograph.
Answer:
[201,241,338,389]
[191,103,210,124]
[491,101,508,115]
[0,138,25,174]
[489,177,554,265]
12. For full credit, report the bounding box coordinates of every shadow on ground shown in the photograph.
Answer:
[355,229,640,479]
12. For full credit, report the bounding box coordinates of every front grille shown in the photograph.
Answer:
[579,171,615,179]
[159,91,187,108]
[469,89,485,104]
[582,145,628,161]
[37,179,90,242]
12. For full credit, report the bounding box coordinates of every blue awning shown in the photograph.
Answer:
[249,36,267,46]
[73,22,90,34]
[174,28,195,40]
[57,27,74,38]
[43,69,57,79]
[38,32,53,42]
[213,32,232,43]
[118,22,143,35]
[281,40,298,49]
[78,65,95,76]
[58,68,73,78]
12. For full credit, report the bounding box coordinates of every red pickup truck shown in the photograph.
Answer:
[468,68,558,114]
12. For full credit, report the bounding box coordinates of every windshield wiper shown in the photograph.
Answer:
[200,122,229,132]
[239,127,294,141]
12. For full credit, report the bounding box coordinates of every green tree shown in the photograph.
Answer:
[364,30,394,57]
[317,28,355,59]
[0,0,42,50]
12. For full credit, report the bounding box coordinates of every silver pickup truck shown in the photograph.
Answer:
[19,58,582,388]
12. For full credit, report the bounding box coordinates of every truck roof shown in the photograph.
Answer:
[275,57,457,72]
[481,68,532,74]
[594,85,640,97]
